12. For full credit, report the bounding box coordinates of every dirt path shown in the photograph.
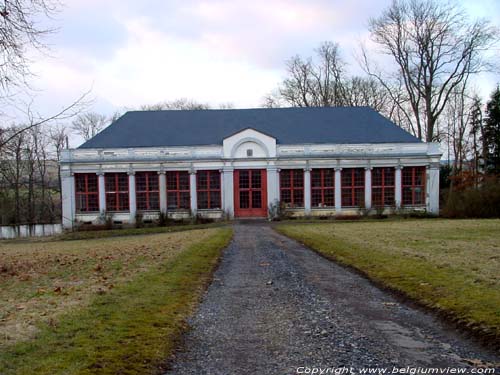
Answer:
[166,223,499,374]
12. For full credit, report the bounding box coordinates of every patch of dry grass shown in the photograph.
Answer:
[0,229,219,346]
[277,219,500,344]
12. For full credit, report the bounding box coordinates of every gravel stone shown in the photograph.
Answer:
[166,223,500,374]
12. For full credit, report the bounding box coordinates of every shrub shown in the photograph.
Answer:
[442,176,500,218]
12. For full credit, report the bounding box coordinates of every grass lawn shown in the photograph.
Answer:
[0,226,232,374]
[276,219,500,345]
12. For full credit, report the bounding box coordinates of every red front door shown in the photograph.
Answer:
[234,169,268,217]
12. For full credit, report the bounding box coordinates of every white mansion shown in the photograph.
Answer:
[60,107,441,228]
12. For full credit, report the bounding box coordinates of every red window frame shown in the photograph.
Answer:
[75,173,99,212]
[311,169,335,208]
[341,168,365,207]
[372,167,395,207]
[166,171,190,210]
[197,170,221,209]
[136,172,159,211]
[402,166,426,206]
[280,169,304,208]
[105,173,129,212]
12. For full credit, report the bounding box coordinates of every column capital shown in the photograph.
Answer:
[127,170,135,176]
[189,170,197,175]
[334,167,342,171]
[364,166,373,171]
[157,170,166,175]
[395,165,404,170]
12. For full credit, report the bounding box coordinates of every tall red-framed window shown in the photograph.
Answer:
[197,170,221,209]
[311,169,335,208]
[105,173,129,211]
[372,167,395,207]
[280,169,304,208]
[75,173,99,212]
[402,166,426,206]
[136,172,159,211]
[166,171,190,209]
[341,168,365,207]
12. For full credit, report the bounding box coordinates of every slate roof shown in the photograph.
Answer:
[78,106,420,149]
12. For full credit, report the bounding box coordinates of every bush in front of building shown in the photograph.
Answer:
[442,176,500,218]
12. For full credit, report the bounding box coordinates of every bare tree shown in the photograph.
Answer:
[71,111,109,141]
[0,0,59,93]
[140,98,210,111]
[365,0,498,141]
[272,42,346,108]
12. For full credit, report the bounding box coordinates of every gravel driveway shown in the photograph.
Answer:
[166,223,499,374]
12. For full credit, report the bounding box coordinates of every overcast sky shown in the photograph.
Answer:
[12,0,500,146]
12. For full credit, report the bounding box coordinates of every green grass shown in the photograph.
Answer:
[0,227,233,375]
[276,219,500,345]
[56,222,227,241]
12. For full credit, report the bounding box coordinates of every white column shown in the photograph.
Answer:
[61,171,75,229]
[128,172,136,223]
[335,168,342,213]
[98,173,106,214]
[427,164,440,215]
[267,167,280,209]
[395,166,402,209]
[365,167,372,210]
[304,168,311,214]
[222,168,234,218]
[159,172,167,214]
[190,171,197,216]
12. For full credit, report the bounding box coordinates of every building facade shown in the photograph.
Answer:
[60,107,441,228]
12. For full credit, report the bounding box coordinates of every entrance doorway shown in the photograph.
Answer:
[234,169,267,217]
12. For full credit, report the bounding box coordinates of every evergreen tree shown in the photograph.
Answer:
[484,87,500,174]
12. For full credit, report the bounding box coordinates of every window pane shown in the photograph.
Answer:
[105,174,116,191]
[341,188,352,206]
[372,188,382,206]
[197,171,208,190]
[312,189,322,207]
[354,169,364,187]
[198,191,208,209]
[137,192,147,210]
[209,171,220,189]
[179,192,190,209]
[341,170,352,187]
[280,170,291,188]
[324,188,334,206]
[324,169,334,187]
[118,193,129,210]
[166,172,177,190]
[167,192,178,209]
[148,173,159,190]
[402,187,413,205]
[136,173,147,191]
[210,191,221,209]
[252,191,262,208]
[311,170,321,187]
[106,193,116,210]
[293,189,304,207]
[384,168,395,186]
[240,191,249,208]
[149,193,159,210]
[239,171,249,189]
[251,170,261,189]
[281,189,291,204]
[75,175,86,192]
[293,170,304,187]
[117,174,128,191]
[354,188,364,206]
[178,172,190,190]
[87,175,98,192]
[88,194,98,211]
[384,188,395,206]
